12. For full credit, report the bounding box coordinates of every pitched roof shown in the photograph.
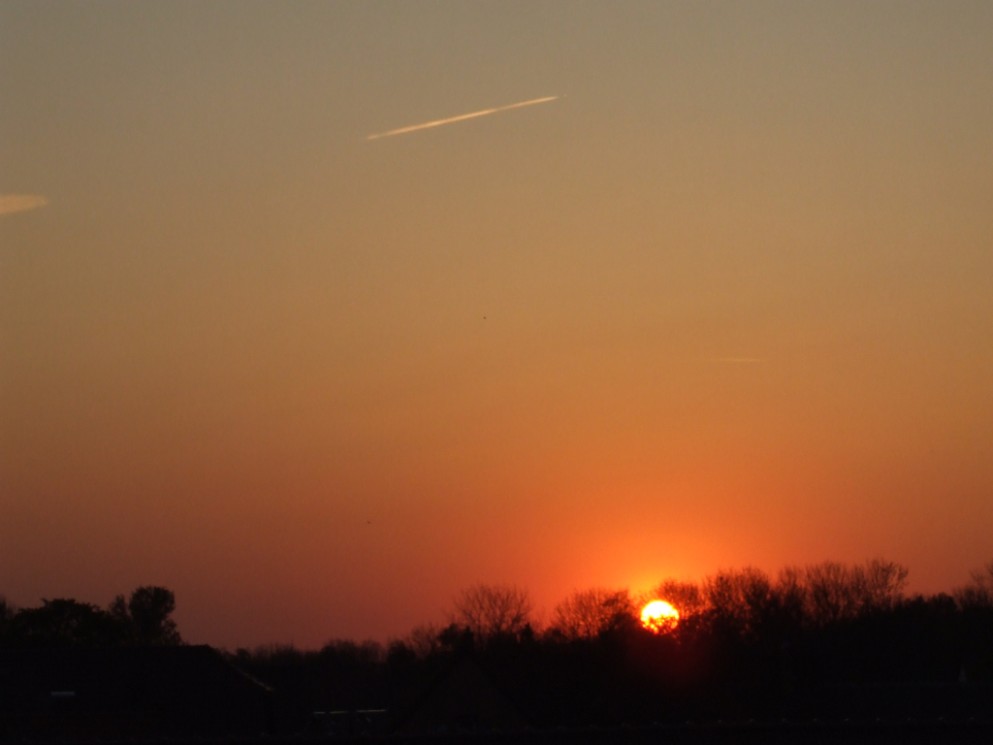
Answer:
[0,645,273,739]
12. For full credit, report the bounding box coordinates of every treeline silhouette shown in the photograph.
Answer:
[229,559,993,730]
[0,586,180,647]
[3,561,992,732]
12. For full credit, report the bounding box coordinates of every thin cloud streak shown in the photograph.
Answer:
[0,194,49,217]
[367,95,560,140]
[713,357,764,364]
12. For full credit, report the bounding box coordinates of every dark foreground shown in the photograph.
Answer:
[8,720,992,745]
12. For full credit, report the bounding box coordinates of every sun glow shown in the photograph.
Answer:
[640,599,680,634]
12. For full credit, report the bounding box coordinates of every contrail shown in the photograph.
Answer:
[367,95,560,140]
[0,194,48,218]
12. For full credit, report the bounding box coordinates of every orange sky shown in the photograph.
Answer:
[2,1,992,649]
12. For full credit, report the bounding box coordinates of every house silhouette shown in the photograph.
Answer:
[0,645,273,740]
[398,656,526,734]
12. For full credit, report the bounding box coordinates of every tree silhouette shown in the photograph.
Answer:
[0,595,14,643]
[701,567,777,638]
[955,559,993,608]
[2,587,182,647]
[551,587,634,639]
[853,558,909,613]
[795,559,909,625]
[651,579,708,620]
[451,583,533,642]
[120,585,182,645]
[7,598,125,646]
[401,623,446,658]
[801,561,856,624]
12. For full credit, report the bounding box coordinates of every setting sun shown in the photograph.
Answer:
[640,600,680,634]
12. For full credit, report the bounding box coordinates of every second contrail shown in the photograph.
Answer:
[366,95,560,140]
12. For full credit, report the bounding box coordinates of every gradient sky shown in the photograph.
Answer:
[3,1,992,650]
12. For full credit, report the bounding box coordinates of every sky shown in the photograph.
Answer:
[2,0,992,650]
